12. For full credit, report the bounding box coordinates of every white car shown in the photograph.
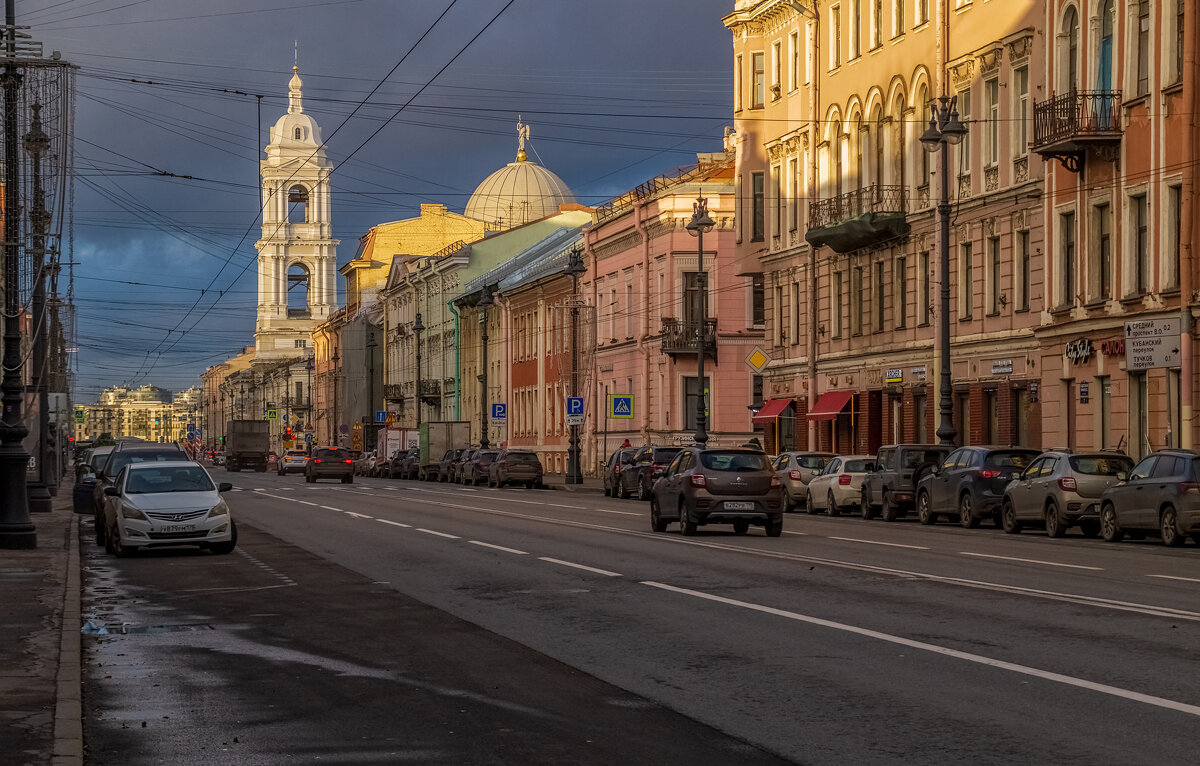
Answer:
[278,448,309,475]
[805,455,876,516]
[102,461,236,556]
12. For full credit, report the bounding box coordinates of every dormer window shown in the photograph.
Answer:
[294,127,303,140]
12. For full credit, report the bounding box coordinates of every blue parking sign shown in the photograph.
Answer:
[491,403,507,420]
[567,397,584,416]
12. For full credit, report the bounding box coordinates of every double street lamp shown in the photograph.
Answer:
[685,193,715,446]
[564,248,587,484]
[413,312,424,430]
[920,95,967,448]
[477,289,493,449]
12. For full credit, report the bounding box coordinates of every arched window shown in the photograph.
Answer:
[294,127,303,140]
[1098,0,1114,91]
[854,115,866,193]
[1064,6,1080,92]
[288,185,309,224]
[916,86,932,190]
[870,105,884,190]
[287,264,311,318]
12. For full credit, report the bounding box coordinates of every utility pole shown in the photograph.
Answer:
[0,0,34,547]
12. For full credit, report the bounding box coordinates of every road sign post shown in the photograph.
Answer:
[1125,318,1181,371]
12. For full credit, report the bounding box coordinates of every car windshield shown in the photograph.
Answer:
[1069,455,1135,476]
[699,451,771,472]
[843,459,874,472]
[984,450,1040,470]
[477,451,498,463]
[126,466,214,494]
[902,449,948,469]
[107,450,185,476]
[795,455,831,469]
[507,453,540,463]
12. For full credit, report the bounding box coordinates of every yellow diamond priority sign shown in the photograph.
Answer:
[746,347,770,373]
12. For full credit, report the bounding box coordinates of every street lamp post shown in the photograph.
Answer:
[477,289,493,449]
[685,193,715,446]
[25,103,52,511]
[238,384,245,420]
[413,312,424,431]
[564,248,587,484]
[331,349,340,447]
[920,95,967,447]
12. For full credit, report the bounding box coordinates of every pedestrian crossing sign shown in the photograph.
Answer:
[608,394,634,419]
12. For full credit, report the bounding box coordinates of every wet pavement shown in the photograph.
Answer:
[80,522,793,765]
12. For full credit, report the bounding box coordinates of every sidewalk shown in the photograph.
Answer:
[0,494,83,766]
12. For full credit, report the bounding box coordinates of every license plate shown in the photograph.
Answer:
[161,524,195,533]
[724,501,755,511]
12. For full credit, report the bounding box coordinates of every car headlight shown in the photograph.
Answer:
[121,504,148,520]
[208,500,229,518]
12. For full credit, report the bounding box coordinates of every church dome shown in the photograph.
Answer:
[465,118,575,227]
[268,68,323,150]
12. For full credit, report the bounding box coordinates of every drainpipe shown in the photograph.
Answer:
[806,9,820,450]
[635,201,651,444]
[586,237,600,464]
[1180,11,1196,448]
[448,300,461,421]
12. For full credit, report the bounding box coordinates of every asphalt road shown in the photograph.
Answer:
[83,469,1200,765]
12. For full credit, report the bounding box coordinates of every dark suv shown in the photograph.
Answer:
[861,444,952,521]
[603,448,636,497]
[916,446,1041,528]
[1099,449,1200,546]
[305,447,354,483]
[91,442,186,545]
[617,445,683,500]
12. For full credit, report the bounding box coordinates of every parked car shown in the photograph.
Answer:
[1098,449,1200,546]
[391,449,420,480]
[805,455,875,516]
[435,447,469,483]
[649,447,783,536]
[305,447,354,483]
[102,460,236,556]
[617,445,683,500]
[1001,450,1134,537]
[487,450,544,488]
[277,448,310,476]
[353,450,376,476]
[72,445,114,517]
[603,448,636,497]
[915,446,1041,528]
[460,449,499,485]
[861,444,953,521]
[772,451,836,511]
[449,447,478,483]
[92,442,187,545]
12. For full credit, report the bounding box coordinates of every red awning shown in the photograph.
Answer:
[806,390,855,421]
[752,398,794,424]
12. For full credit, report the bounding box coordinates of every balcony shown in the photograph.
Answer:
[383,383,404,401]
[418,380,441,405]
[805,184,909,254]
[660,318,717,359]
[1032,90,1121,172]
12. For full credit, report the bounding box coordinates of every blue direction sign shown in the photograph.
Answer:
[491,403,507,421]
[567,397,584,416]
[375,410,388,424]
[305,432,314,444]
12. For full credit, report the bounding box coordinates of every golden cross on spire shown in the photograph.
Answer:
[294,41,298,73]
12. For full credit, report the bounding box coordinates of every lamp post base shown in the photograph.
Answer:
[0,444,36,548]
[28,481,51,513]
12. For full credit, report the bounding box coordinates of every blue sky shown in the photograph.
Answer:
[24,0,734,399]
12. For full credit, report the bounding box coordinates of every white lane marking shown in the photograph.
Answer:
[587,508,642,517]
[959,552,1103,571]
[546,503,584,509]
[829,536,930,550]
[376,519,411,528]
[297,501,319,507]
[783,531,809,536]
[469,541,528,555]
[539,557,622,577]
[417,528,461,540]
[642,581,1200,718]
[1147,574,1200,584]
[345,511,373,519]
[320,505,342,512]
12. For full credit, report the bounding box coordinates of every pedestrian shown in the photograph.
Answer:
[621,438,631,447]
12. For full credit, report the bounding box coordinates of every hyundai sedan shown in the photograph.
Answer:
[102,461,236,556]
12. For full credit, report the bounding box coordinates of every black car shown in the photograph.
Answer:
[617,445,683,500]
[305,447,354,483]
[91,442,187,544]
[915,446,1041,528]
[603,448,636,497]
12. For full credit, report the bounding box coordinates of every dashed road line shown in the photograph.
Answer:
[546,503,584,509]
[376,519,411,528]
[469,541,528,555]
[1147,574,1200,584]
[642,580,1200,719]
[320,505,342,512]
[538,557,621,577]
[829,536,930,550]
[417,528,461,540]
[959,552,1103,571]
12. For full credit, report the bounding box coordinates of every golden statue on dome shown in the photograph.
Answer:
[516,115,530,162]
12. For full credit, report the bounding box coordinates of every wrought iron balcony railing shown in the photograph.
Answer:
[1032,90,1121,171]
[660,317,717,358]
[806,184,909,253]
[808,184,907,230]
[418,380,441,405]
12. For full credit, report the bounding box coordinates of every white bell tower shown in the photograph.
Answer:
[254,64,338,359]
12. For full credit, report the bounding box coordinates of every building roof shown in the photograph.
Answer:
[464,119,575,227]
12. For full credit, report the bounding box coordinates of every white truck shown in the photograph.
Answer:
[418,421,472,481]
[380,427,418,462]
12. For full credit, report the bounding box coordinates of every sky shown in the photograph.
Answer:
[20,0,735,400]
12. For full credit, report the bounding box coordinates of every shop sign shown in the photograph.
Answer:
[1101,339,1125,356]
[1064,338,1095,364]
[885,368,903,384]
[911,366,927,381]
[1079,381,1090,404]
[991,359,1014,375]
[1029,381,1039,402]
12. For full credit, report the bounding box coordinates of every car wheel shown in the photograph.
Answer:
[765,518,783,538]
[103,522,116,555]
[278,470,284,476]
[805,492,817,515]
[732,519,750,535]
[638,478,652,502]
[827,491,841,517]
[109,524,131,558]
[618,478,631,499]
[1079,521,1101,538]
[208,523,237,555]
[1001,499,1023,534]
[1160,506,1184,547]
[1044,501,1066,538]
[650,496,667,533]
[603,482,611,497]
[526,481,534,489]
[678,500,697,536]
[342,475,352,484]
[1100,503,1124,543]
[881,491,899,523]
[959,493,980,529]
[916,491,936,525]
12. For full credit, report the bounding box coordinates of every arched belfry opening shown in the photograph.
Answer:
[288,263,311,318]
[288,185,309,224]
